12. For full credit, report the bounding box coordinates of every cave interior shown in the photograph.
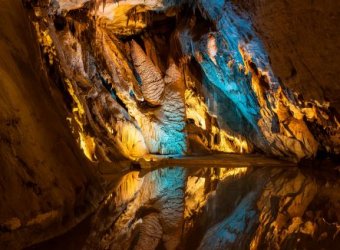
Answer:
[0,0,339,249]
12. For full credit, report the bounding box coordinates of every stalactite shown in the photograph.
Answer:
[130,40,165,106]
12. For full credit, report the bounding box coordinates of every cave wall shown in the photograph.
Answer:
[180,0,339,160]
[24,0,339,163]
[0,0,105,248]
[234,0,340,110]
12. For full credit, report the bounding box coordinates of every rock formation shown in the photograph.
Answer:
[0,0,339,249]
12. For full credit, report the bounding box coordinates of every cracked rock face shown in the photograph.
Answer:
[0,0,339,249]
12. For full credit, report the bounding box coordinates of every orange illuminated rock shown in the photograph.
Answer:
[131,40,165,106]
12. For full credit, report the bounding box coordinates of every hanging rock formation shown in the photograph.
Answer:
[130,40,165,106]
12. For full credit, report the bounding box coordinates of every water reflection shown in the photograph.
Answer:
[85,166,340,250]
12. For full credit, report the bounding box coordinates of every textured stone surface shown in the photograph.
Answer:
[131,40,165,106]
[235,0,340,110]
[26,0,339,161]
[0,0,104,248]
[1,0,339,248]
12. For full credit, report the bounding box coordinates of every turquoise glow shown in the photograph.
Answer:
[179,0,283,146]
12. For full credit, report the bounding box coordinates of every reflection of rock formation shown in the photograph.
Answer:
[195,167,340,250]
[84,166,340,250]
[85,168,186,250]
